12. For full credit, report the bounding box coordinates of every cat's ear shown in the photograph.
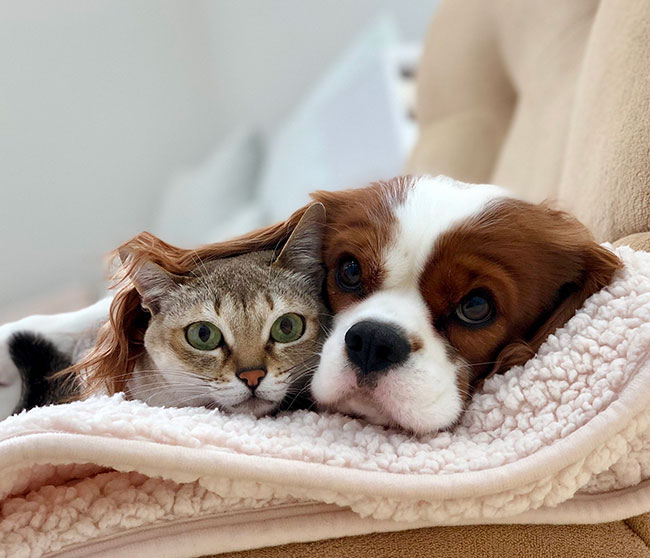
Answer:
[273,203,326,287]
[118,249,188,314]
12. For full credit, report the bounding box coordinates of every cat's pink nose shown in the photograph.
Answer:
[237,368,266,388]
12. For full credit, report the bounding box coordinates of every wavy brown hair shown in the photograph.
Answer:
[69,206,309,396]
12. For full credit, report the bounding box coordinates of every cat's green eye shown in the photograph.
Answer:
[186,321,222,351]
[270,313,305,343]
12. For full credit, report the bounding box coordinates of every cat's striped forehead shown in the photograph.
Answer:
[161,250,319,318]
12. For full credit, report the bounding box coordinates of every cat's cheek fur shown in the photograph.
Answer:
[254,375,289,404]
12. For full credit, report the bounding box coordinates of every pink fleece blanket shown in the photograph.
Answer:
[1,245,650,558]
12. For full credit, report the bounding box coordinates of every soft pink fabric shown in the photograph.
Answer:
[1,245,649,558]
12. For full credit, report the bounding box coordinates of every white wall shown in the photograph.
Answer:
[201,0,435,136]
[0,0,436,315]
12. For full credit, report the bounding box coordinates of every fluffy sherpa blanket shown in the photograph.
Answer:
[1,245,650,558]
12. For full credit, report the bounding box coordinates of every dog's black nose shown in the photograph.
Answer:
[344,321,410,379]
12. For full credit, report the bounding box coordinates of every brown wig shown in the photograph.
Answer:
[70,205,309,396]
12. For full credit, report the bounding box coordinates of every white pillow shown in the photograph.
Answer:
[257,15,406,224]
[153,127,263,247]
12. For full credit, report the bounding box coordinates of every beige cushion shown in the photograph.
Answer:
[407,0,650,247]
[216,516,650,558]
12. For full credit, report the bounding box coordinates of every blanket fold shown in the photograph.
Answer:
[1,245,650,558]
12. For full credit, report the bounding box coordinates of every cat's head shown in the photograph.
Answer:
[123,204,328,416]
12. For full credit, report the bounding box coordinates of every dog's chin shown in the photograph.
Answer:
[315,378,463,434]
[312,339,465,434]
[327,393,396,428]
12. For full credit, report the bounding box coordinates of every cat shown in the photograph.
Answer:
[9,204,328,417]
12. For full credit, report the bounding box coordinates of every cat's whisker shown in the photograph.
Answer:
[269,234,285,265]
[284,378,316,393]
[301,399,319,413]
[287,369,317,382]
[464,360,500,368]
[190,251,220,299]
[145,391,211,407]
[284,390,309,409]
[130,383,210,397]
[114,369,193,378]
[285,362,319,378]
[317,321,333,336]
[105,367,203,379]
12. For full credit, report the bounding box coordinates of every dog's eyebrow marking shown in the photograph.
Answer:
[383,177,509,290]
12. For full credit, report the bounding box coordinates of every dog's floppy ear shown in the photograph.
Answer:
[522,241,620,354]
[491,207,622,375]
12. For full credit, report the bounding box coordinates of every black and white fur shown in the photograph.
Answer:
[0,297,113,418]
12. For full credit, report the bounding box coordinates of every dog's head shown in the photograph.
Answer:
[80,176,620,435]
[309,176,621,433]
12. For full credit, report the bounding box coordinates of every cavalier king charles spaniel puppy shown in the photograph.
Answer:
[307,176,620,433]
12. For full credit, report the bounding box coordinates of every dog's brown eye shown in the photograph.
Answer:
[336,256,362,291]
[456,293,493,325]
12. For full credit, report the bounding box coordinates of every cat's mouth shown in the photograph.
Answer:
[228,396,279,417]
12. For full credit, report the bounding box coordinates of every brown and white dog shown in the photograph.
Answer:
[0,176,621,432]
[308,176,620,432]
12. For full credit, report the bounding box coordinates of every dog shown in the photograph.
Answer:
[0,176,621,432]
[307,176,620,432]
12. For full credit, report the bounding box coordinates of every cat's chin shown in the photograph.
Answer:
[228,397,279,417]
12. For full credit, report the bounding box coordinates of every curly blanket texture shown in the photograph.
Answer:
[1,245,650,558]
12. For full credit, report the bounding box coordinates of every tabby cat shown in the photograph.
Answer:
[10,204,328,416]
